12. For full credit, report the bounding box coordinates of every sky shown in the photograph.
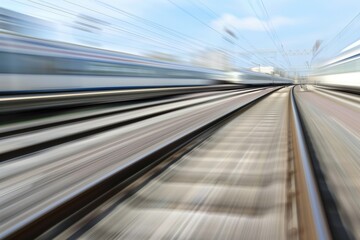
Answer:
[2,0,360,74]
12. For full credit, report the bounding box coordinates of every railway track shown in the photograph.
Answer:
[0,86,331,239]
[294,85,360,239]
[0,88,263,162]
[0,85,240,114]
[0,88,260,138]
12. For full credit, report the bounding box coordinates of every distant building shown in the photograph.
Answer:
[250,66,286,77]
[251,66,274,75]
[192,49,232,71]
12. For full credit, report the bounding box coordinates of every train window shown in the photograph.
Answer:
[55,58,85,74]
[0,52,55,74]
[79,62,160,77]
[0,51,214,79]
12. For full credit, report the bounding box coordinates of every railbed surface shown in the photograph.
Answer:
[0,88,277,238]
[57,88,293,239]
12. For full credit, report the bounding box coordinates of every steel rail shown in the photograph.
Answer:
[0,85,241,113]
[290,86,331,240]
[0,88,259,162]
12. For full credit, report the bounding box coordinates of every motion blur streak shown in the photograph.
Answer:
[295,86,360,239]
[0,89,278,238]
[56,88,292,239]
[0,1,359,240]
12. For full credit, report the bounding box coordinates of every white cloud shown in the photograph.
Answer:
[212,14,300,32]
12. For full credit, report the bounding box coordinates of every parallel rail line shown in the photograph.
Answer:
[0,86,331,239]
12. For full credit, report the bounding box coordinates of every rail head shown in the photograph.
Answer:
[290,86,331,240]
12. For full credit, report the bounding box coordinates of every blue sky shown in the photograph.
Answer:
[2,0,360,73]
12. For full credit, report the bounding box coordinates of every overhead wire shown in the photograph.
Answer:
[192,0,286,69]
[62,0,205,55]
[167,0,276,68]
[16,0,201,56]
[259,0,292,67]
[97,0,254,67]
[248,0,292,71]
[96,0,224,53]
[13,0,294,71]
[63,0,252,66]
[315,11,360,57]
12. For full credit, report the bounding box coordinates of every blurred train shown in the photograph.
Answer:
[0,32,292,93]
[310,41,360,91]
[227,70,292,86]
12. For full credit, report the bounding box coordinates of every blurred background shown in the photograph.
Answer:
[0,1,359,240]
[0,0,359,89]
